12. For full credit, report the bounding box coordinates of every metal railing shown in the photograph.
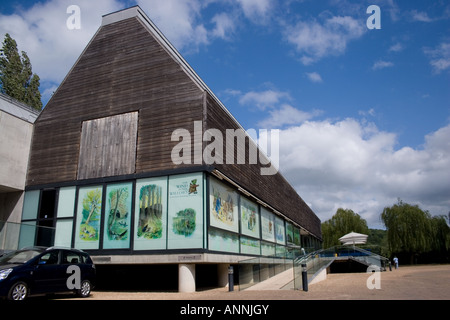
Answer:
[293,245,390,290]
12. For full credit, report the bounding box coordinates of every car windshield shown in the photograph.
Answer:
[0,250,42,264]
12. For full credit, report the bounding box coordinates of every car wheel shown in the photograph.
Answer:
[8,281,28,301]
[76,280,91,298]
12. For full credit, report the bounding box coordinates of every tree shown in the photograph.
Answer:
[0,33,42,110]
[381,199,432,263]
[322,208,369,248]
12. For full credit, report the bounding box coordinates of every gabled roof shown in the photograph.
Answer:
[101,6,243,131]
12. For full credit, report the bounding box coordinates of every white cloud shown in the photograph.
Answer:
[410,10,434,22]
[285,15,365,65]
[424,42,450,73]
[258,104,321,128]
[389,42,404,52]
[305,72,323,83]
[211,12,236,40]
[278,120,450,228]
[239,89,291,110]
[137,0,210,51]
[372,60,394,70]
[0,0,124,84]
[235,0,274,24]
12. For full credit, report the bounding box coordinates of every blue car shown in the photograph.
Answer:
[0,247,96,300]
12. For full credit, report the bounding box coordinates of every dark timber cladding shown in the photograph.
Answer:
[27,15,204,186]
[26,6,321,240]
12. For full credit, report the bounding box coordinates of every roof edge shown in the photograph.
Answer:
[101,6,245,132]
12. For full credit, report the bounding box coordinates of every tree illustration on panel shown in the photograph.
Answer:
[79,189,102,241]
[107,187,130,241]
[172,208,196,237]
[138,184,163,239]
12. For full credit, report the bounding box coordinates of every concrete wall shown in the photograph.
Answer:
[0,110,34,193]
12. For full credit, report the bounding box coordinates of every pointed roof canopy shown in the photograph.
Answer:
[339,232,368,245]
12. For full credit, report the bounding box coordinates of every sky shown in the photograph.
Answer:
[1,0,449,229]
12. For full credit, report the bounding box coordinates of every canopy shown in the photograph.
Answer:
[339,232,368,245]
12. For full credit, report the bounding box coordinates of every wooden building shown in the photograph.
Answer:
[21,6,321,292]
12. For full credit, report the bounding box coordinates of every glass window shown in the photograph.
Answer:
[62,251,82,264]
[38,251,59,265]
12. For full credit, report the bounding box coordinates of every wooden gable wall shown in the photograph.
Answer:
[27,17,204,186]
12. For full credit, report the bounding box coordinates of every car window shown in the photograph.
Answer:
[0,250,42,264]
[62,251,82,264]
[38,251,59,265]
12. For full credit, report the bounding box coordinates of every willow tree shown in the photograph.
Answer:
[322,208,369,248]
[381,199,432,263]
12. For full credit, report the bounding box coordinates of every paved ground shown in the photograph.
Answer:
[73,264,449,300]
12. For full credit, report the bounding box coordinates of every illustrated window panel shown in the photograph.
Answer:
[208,228,239,253]
[77,112,138,180]
[240,196,260,238]
[167,173,204,249]
[261,241,275,256]
[275,216,285,245]
[209,177,239,233]
[74,186,103,250]
[240,236,260,255]
[261,208,275,243]
[103,182,132,249]
[134,177,168,250]
[286,222,294,246]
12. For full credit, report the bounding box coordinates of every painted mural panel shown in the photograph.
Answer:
[209,177,239,233]
[168,173,203,249]
[74,186,102,250]
[261,208,275,242]
[240,196,260,238]
[275,216,286,245]
[286,222,294,246]
[208,228,239,253]
[103,183,132,249]
[240,236,261,255]
[261,241,276,256]
[134,177,167,250]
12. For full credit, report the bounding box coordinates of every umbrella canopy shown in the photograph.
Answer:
[339,232,368,245]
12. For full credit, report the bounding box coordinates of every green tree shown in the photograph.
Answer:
[381,199,432,263]
[0,33,42,110]
[322,208,369,248]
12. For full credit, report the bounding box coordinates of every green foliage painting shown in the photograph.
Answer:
[79,188,102,241]
[137,184,163,239]
[172,208,196,237]
[106,186,130,241]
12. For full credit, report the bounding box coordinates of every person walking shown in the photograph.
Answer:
[393,256,399,269]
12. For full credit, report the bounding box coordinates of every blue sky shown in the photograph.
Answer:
[1,0,449,228]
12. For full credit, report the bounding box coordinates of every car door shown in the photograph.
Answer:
[32,250,66,294]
